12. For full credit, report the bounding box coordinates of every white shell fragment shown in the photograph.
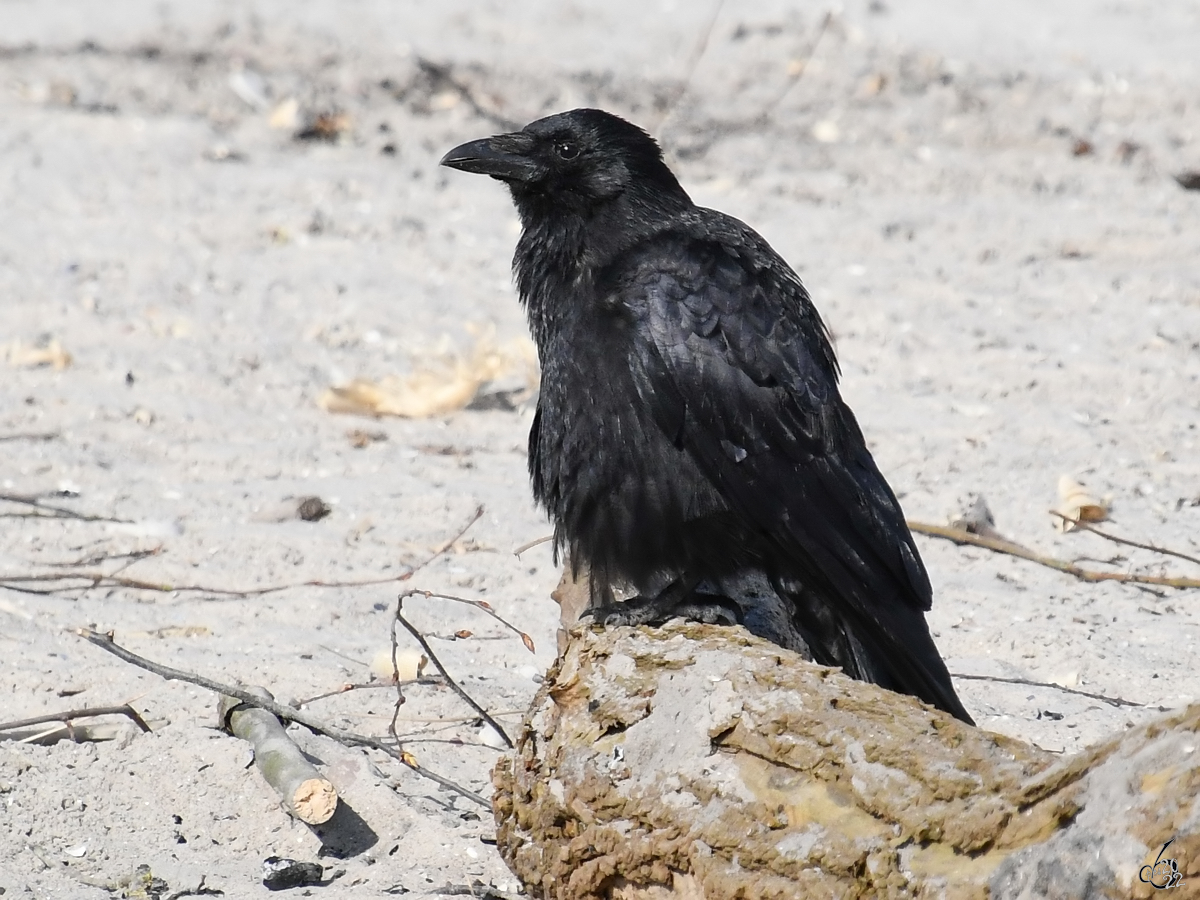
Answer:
[1053,476,1110,532]
[370,648,428,682]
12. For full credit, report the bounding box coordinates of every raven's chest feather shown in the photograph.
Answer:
[527,288,727,588]
[530,295,655,515]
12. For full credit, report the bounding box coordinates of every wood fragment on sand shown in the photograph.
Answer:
[219,688,338,825]
[909,519,1200,590]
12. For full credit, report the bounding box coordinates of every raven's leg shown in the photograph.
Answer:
[587,575,741,627]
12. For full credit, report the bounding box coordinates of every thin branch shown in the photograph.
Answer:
[0,582,68,598]
[294,678,440,707]
[407,589,536,653]
[0,492,132,523]
[395,592,514,749]
[1069,555,1127,568]
[403,505,485,578]
[2,506,487,601]
[950,673,1158,710]
[0,431,59,442]
[756,10,834,122]
[908,521,1200,590]
[0,572,173,593]
[47,547,162,568]
[513,534,553,558]
[651,0,725,132]
[0,567,431,600]
[0,704,152,735]
[317,644,368,668]
[379,511,489,740]
[387,711,524,725]
[1050,511,1200,568]
[72,628,489,808]
[7,566,478,598]
[388,606,408,742]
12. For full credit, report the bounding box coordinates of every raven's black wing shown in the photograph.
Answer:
[611,221,971,721]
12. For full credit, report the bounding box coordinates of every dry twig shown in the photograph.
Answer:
[1050,510,1200,568]
[1,506,486,600]
[418,505,485,563]
[0,492,132,523]
[512,533,553,558]
[0,431,58,442]
[220,688,339,824]
[0,703,151,741]
[47,547,162,568]
[387,603,409,741]
[394,591,514,749]
[404,589,536,653]
[295,678,439,708]
[950,673,1158,710]
[73,628,489,807]
[0,568,437,600]
[756,10,835,122]
[651,0,725,132]
[908,520,1200,590]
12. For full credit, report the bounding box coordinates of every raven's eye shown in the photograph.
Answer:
[555,141,580,160]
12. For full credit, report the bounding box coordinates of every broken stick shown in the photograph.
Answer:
[219,688,338,825]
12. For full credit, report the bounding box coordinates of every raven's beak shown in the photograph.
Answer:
[440,134,541,183]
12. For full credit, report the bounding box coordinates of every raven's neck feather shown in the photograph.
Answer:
[512,183,693,349]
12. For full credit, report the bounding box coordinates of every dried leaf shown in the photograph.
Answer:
[295,111,351,142]
[6,338,72,370]
[520,632,536,654]
[454,629,473,639]
[859,73,887,97]
[1053,476,1110,532]
[551,563,592,656]
[318,329,536,419]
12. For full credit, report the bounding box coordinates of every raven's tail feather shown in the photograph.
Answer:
[780,579,974,724]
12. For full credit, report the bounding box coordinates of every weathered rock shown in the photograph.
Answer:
[492,623,1200,899]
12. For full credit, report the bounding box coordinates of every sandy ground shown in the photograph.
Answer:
[2,1,1199,896]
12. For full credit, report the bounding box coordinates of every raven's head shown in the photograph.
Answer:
[440,108,690,217]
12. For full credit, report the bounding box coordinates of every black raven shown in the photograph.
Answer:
[441,108,972,723]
